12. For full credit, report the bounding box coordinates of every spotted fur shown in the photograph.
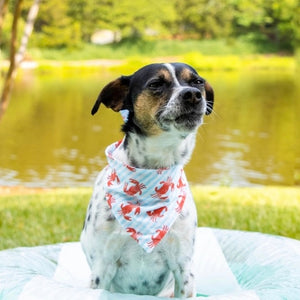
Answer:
[80,63,214,298]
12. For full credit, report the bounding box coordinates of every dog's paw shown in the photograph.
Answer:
[90,276,101,289]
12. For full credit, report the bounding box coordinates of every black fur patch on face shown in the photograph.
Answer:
[123,65,173,136]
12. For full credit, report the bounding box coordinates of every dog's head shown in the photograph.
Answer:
[92,63,214,136]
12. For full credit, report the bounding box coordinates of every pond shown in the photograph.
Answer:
[0,67,299,188]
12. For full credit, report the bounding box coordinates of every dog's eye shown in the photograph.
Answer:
[190,78,204,85]
[148,81,164,89]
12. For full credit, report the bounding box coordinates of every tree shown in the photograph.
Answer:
[33,0,80,48]
[110,0,177,40]
[68,0,177,42]
[0,0,40,121]
[174,0,234,39]
[0,0,9,39]
[232,0,299,51]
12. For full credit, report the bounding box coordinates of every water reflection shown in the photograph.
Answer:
[0,69,298,187]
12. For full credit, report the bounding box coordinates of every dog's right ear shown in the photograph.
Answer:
[91,75,131,115]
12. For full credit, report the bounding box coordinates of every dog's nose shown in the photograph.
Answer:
[180,88,202,105]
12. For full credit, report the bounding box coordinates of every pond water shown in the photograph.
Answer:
[0,68,299,188]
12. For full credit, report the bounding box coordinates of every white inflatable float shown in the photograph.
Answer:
[1,228,300,299]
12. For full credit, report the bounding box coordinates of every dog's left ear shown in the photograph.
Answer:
[204,81,214,115]
[91,75,131,115]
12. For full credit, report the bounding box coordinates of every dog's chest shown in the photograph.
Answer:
[110,244,171,295]
[81,168,196,294]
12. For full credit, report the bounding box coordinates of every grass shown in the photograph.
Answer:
[27,38,272,61]
[1,39,296,74]
[1,186,300,250]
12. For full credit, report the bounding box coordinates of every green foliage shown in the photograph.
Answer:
[3,0,300,52]
[0,11,26,52]
[30,0,82,48]
[174,0,234,38]
[232,0,299,51]
[0,186,299,250]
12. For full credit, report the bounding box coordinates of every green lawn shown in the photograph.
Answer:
[1,39,296,75]
[27,38,280,61]
[0,186,299,250]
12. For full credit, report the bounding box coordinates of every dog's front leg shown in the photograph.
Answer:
[167,238,195,298]
[91,234,125,291]
[173,267,184,298]
[172,266,194,298]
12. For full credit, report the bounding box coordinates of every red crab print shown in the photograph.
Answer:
[146,206,168,222]
[126,227,142,241]
[147,225,169,248]
[125,164,136,172]
[119,202,141,221]
[107,169,120,187]
[106,193,115,208]
[151,177,175,200]
[177,170,186,189]
[123,179,146,196]
[176,190,186,213]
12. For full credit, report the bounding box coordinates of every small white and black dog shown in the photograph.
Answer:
[80,63,214,298]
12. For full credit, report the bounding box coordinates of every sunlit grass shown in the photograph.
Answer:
[108,53,295,73]
[28,39,264,61]
[0,39,293,75]
[1,186,299,250]
[25,54,295,77]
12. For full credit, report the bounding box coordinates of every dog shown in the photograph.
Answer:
[80,62,214,298]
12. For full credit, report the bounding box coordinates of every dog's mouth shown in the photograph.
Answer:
[175,111,202,123]
[158,110,203,131]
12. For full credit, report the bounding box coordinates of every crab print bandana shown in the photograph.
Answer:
[104,140,189,253]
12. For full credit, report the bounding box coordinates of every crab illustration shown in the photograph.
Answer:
[106,192,115,209]
[126,227,142,241]
[119,202,141,221]
[146,206,168,222]
[177,169,186,189]
[123,179,146,196]
[151,177,175,200]
[176,190,186,213]
[125,164,136,172]
[107,169,120,186]
[147,225,169,248]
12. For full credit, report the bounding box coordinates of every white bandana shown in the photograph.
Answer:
[104,140,189,253]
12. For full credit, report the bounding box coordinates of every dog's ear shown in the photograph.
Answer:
[91,75,131,115]
[204,81,214,115]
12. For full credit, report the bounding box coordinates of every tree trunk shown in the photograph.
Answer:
[16,0,41,65]
[0,0,23,121]
[0,0,40,121]
[0,0,9,40]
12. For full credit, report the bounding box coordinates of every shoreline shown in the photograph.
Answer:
[0,54,296,72]
[1,184,299,196]
[0,58,124,70]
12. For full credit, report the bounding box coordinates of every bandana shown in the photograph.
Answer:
[104,140,189,253]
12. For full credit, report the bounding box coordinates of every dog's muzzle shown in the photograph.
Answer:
[179,87,202,105]
[168,87,205,130]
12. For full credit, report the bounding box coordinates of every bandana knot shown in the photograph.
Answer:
[104,140,189,253]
